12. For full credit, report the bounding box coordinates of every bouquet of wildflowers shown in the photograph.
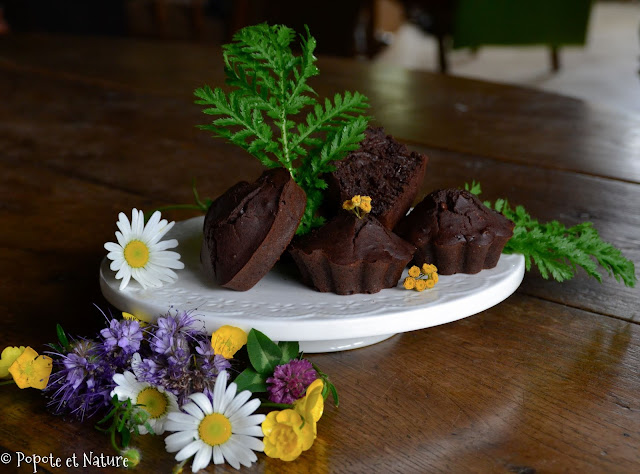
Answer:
[1,307,337,472]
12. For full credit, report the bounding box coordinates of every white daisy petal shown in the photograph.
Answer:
[232,425,265,437]
[153,240,180,251]
[212,446,224,465]
[150,220,175,244]
[104,242,121,252]
[218,381,237,414]
[212,371,229,411]
[132,209,144,237]
[165,420,200,432]
[142,211,161,241]
[189,392,213,414]
[118,271,131,291]
[231,434,264,453]
[165,430,199,451]
[167,412,199,425]
[175,439,205,462]
[191,444,212,473]
[219,442,240,470]
[117,213,131,236]
[228,398,261,423]
[223,390,252,418]
[181,402,205,420]
[227,436,259,467]
[107,253,123,264]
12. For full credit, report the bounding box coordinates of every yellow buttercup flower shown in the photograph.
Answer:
[211,325,248,359]
[122,312,148,327]
[415,279,427,292]
[262,409,315,461]
[351,195,362,206]
[8,346,52,389]
[294,379,324,431]
[426,279,436,289]
[0,346,26,379]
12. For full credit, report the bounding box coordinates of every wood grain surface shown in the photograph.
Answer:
[1,34,638,473]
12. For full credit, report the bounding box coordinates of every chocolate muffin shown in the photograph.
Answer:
[324,127,428,229]
[289,212,416,295]
[201,168,306,291]
[395,189,514,275]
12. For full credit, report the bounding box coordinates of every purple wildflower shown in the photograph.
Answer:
[195,340,231,374]
[267,359,318,404]
[150,311,200,355]
[100,319,143,354]
[45,339,117,420]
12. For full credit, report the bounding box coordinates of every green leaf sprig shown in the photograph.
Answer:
[195,24,370,234]
[95,395,154,452]
[234,329,338,407]
[464,182,636,286]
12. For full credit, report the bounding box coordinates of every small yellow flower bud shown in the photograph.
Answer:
[408,266,421,278]
[415,279,427,292]
[403,277,416,290]
[360,201,372,213]
[351,195,362,206]
[422,263,437,274]
[425,279,436,289]
[430,273,439,284]
[342,200,355,210]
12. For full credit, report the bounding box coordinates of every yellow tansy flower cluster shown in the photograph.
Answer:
[1,346,52,389]
[403,263,439,292]
[262,379,324,461]
[342,195,372,218]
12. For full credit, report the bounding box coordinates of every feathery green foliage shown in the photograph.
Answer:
[464,182,636,287]
[195,24,370,234]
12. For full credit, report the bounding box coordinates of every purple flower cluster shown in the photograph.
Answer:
[46,309,232,418]
[266,359,318,404]
[46,315,144,419]
[133,311,230,404]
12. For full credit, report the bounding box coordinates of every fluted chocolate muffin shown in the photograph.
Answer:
[201,168,306,291]
[289,212,416,295]
[395,189,514,275]
[324,127,428,229]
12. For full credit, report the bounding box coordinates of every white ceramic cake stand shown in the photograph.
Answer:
[100,217,525,353]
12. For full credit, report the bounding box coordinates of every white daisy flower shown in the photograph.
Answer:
[164,370,265,472]
[111,370,179,435]
[104,208,184,290]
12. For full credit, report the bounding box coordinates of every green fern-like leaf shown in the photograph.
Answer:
[196,24,370,233]
[463,182,637,287]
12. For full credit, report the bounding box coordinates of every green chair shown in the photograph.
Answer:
[450,0,594,72]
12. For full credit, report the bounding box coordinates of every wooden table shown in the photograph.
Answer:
[1,34,639,473]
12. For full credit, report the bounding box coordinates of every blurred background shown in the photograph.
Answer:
[1,0,638,113]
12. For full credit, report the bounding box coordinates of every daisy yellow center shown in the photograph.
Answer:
[199,413,232,446]
[124,240,150,268]
[136,387,168,419]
